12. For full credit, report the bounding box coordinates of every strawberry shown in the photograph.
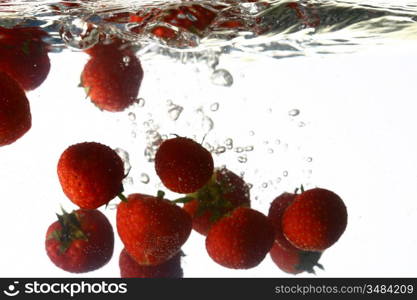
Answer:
[80,39,144,112]
[45,209,114,273]
[270,241,323,275]
[268,192,298,251]
[116,193,192,266]
[205,207,275,269]
[155,137,214,194]
[57,142,125,209]
[182,167,250,235]
[0,71,31,146]
[119,248,183,278]
[268,191,323,274]
[282,187,348,251]
[0,26,50,91]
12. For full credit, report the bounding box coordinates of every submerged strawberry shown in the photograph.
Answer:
[206,207,275,269]
[119,248,183,278]
[0,26,50,90]
[182,167,250,235]
[57,142,125,209]
[116,193,192,266]
[0,71,31,146]
[45,209,114,273]
[155,137,214,194]
[282,187,348,251]
[81,38,144,112]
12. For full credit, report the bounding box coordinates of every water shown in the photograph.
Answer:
[1,0,417,278]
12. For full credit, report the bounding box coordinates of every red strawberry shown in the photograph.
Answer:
[268,192,298,251]
[268,191,323,274]
[119,248,183,278]
[282,187,348,251]
[0,26,50,90]
[45,209,114,273]
[155,137,214,194]
[0,71,31,146]
[183,167,250,235]
[270,241,323,275]
[116,193,192,266]
[57,142,125,209]
[206,207,275,269]
[80,39,144,112]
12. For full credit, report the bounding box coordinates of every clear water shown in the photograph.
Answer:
[1,0,417,277]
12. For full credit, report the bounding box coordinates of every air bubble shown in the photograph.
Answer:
[168,105,183,121]
[234,147,244,153]
[115,148,132,174]
[225,138,233,149]
[135,98,145,107]
[262,182,268,188]
[139,173,150,184]
[60,18,99,50]
[307,157,313,162]
[215,146,226,154]
[283,170,288,177]
[249,130,255,136]
[210,69,233,87]
[123,176,134,185]
[210,102,219,112]
[244,145,254,152]
[289,109,300,117]
[128,112,136,121]
[267,148,274,154]
[298,121,306,127]
[238,155,247,163]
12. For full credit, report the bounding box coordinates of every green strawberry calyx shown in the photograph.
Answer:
[173,170,235,222]
[47,208,88,253]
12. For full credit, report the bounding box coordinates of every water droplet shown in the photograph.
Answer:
[123,56,131,66]
[215,146,226,154]
[283,170,288,177]
[168,105,183,121]
[289,109,300,117]
[210,102,219,112]
[210,69,233,87]
[60,18,99,50]
[234,147,244,153]
[262,182,268,188]
[135,98,145,107]
[128,112,136,121]
[307,157,313,162]
[238,155,247,163]
[225,138,233,149]
[139,173,150,184]
[244,145,254,152]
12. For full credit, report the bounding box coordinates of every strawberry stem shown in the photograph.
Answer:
[157,190,165,199]
[118,193,128,202]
